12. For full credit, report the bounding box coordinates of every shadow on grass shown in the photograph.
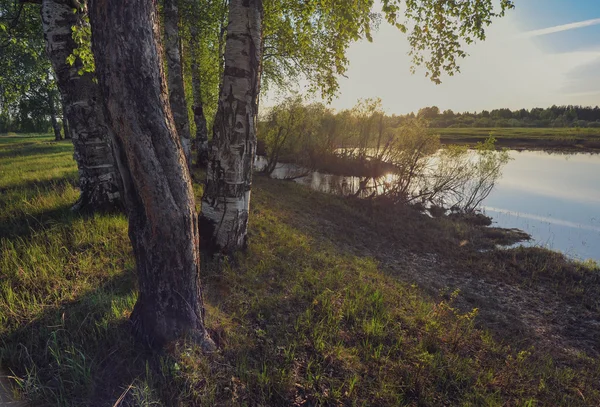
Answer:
[0,271,159,406]
[0,175,78,194]
[0,201,77,240]
[0,141,72,160]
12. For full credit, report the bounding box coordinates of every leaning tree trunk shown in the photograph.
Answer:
[189,29,209,167]
[199,0,263,255]
[40,0,120,212]
[164,0,192,165]
[89,0,213,349]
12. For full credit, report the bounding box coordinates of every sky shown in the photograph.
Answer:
[265,0,600,115]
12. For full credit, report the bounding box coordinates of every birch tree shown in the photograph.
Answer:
[180,0,227,167]
[164,0,193,164]
[189,21,209,167]
[61,99,70,139]
[0,2,60,136]
[199,0,262,254]
[89,0,213,348]
[200,0,513,255]
[39,0,121,211]
[46,83,61,140]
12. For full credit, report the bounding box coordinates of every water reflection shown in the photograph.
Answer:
[483,150,600,261]
[254,156,388,197]
[255,151,600,261]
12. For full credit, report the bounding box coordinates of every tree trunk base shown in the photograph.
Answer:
[70,183,122,213]
[130,299,216,351]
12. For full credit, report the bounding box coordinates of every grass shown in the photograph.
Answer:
[0,132,59,147]
[434,127,600,137]
[1,133,600,406]
[433,127,600,150]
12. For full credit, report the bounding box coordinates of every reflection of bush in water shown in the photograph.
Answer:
[340,135,509,213]
[421,136,511,213]
[257,97,510,213]
[349,120,510,213]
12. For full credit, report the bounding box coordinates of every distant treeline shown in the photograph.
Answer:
[0,103,59,134]
[7,103,600,135]
[413,105,600,128]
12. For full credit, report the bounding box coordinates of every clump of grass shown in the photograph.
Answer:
[1,135,599,406]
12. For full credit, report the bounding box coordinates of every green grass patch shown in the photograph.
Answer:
[433,127,600,139]
[0,133,55,145]
[433,127,600,150]
[0,135,598,406]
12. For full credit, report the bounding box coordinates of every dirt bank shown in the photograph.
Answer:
[254,176,600,360]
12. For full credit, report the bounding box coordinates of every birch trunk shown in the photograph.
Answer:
[61,99,71,139]
[189,29,209,167]
[48,90,62,141]
[199,0,263,255]
[89,0,213,349]
[40,0,120,212]
[50,112,61,141]
[164,0,192,165]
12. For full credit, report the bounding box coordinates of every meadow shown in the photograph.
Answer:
[435,127,600,149]
[1,134,599,406]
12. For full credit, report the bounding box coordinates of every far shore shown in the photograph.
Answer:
[434,127,600,151]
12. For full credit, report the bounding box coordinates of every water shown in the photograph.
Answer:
[255,151,600,262]
[254,156,390,197]
[482,151,600,262]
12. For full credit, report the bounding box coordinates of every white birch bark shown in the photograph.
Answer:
[164,0,192,166]
[48,88,62,141]
[41,0,121,211]
[199,0,263,254]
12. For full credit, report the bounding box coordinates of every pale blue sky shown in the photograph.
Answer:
[266,1,600,114]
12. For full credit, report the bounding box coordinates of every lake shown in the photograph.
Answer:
[256,151,600,262]
[482,150,600,262]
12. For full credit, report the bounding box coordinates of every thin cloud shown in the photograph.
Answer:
[520,18,600,38]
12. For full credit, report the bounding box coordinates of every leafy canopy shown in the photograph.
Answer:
[0,0,60,132]
[383,0,515,84]
[262,0,514,100]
